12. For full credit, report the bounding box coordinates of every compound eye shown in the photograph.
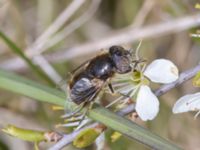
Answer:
[109,46,123,55]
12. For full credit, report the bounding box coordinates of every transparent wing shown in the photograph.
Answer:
[64,78,104,114]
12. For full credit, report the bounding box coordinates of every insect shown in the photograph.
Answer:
[63,45,135,119]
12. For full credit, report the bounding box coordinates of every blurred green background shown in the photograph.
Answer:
[0,0,200,149]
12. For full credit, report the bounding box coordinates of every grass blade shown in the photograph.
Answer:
[0,31,55,85]
[0,69,182,150]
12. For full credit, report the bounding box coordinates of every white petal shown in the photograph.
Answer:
[172,92,200,114]
[136,85,159,121]
[144,59,179,84]
[95,133,105,150]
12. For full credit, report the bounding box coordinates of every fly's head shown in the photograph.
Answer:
[109,45,132,74]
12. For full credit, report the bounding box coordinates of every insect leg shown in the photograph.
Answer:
[77,100,96,127]
[108,82,132,104]
[61,102,87,118]
[132,59,146,70]
[107,80,131,98]
[77,103,90,126]
[108,82,131,98]
[108,83,115,94]
[77,87,101,126]
[117,92,130,98]
[106,95,124,108]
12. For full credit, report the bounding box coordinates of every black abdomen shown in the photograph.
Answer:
[86,54,114,80]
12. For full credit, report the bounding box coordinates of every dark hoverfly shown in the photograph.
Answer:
[64,45,134,118]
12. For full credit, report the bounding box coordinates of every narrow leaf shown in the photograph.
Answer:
[0,31,54,85]
[0,70,182,150]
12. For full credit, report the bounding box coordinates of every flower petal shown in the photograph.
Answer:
[136,85,159,121]
[172,92,200,114]
[144,59,179,84]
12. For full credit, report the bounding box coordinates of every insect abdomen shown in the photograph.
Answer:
[86,54,114,80]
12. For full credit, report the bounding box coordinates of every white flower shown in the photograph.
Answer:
[144,59,179,84]
[136,59,179,121]
[113,59,179,121]
[172,92,200,114]
[135,85,159,121]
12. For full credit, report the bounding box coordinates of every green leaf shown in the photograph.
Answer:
[73,128,101,148]
[0,69,65,106]
[192,71,200,87]
[0,31,55,86]
[2,125,45,142]
[0,69,182,150]
[90,105,182,150]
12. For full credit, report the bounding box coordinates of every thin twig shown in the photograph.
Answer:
[32,55,64,89]
[0,0,89,85]
[45,13,200,62]
[130,0,156,28]
[35,0,102,55]
[27,0,85,85]
[1,13,200,70]
[28,0,86,54]
[154,63,200,96]
[44,14,200,62]
[49,63,200,150]
[0,0,101,84]
[48,123,98,150]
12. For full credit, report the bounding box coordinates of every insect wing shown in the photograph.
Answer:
[71,78,103,104]
[71,59,91,75]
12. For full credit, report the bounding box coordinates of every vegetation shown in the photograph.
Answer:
[0,0,200,150]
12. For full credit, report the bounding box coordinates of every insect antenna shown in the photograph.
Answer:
[135,39,143,60]
[129,39,143,59]
[129,40,147,71]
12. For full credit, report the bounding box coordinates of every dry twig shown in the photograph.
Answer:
[2,13,200,71]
